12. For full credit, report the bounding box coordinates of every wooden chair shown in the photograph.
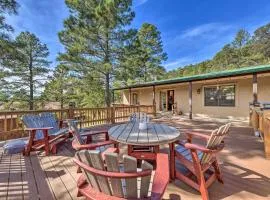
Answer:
[69,121,118,151]
[22,113,70,156]
[172,123,231,200]
[74,150,169,200]
[128,112,158,160]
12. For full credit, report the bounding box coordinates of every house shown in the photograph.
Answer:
[114,64,270,119]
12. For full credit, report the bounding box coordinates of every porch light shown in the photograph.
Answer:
[197,89,201,94]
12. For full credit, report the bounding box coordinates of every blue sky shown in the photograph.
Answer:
[6,0,270,71]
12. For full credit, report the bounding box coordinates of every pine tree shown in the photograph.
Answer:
[5,32,50,110]
[42,65,71,109]
[118,23,167,83]
[58,0,135,107]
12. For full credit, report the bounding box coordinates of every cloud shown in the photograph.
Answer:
[134,0,149,7]
[180,23,233,39]
[164,57,194,70]
[162,22,238,70]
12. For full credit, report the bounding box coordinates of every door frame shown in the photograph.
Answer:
[167,90,174,111]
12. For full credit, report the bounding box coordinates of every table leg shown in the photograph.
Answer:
[169,143,175,180]
[153,145,159,154]
[128,145,132,155]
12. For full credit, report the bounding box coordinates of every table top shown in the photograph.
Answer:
[108,122,181,146]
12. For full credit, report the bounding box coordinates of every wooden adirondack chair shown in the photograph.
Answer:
[69,121,118,151]
[22,113,70,156]
[172,123,231,200]
[128,112,158,160]
[74,150,169,200]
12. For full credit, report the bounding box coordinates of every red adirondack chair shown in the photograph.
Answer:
[171,123,231,200]
[22,113,70,156]
[69,121,118,152]
[74,150,169,200]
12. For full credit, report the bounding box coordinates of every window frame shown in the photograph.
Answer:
[132,93,139,105]
[203,84,236,107]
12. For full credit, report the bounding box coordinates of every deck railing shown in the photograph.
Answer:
[0,105,154,141]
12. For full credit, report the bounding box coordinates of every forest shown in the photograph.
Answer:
[0,0,270,111]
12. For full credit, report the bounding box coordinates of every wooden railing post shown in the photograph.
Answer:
[68,102,75,119]
[111,106,115,124]
[264,117,270,159]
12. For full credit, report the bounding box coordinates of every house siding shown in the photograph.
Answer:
[122,75,270,118]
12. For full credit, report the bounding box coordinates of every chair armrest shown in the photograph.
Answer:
[81,130,108,137]
[25,127,54,131]
[72,140,116,150]
[185,131,210,141]
[151,153,169,200]
[184,142,225,154]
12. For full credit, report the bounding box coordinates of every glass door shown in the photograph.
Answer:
[160,91,167,111]
[167,90,174,111]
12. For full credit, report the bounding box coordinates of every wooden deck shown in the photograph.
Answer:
[1,116,270,200]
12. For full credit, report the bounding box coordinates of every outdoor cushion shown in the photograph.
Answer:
[3,139,27,155]
[175,144,203,162]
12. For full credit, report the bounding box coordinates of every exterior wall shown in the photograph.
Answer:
[121,75,270,118]
[192,78,253,118]
[122,90,129,104]
[258,76,270,102]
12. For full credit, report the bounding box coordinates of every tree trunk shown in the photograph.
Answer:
[29,58,34,110]
[144,65,147,82]
[105,73,111,107]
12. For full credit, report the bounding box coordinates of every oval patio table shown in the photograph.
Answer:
[108,122,180,178]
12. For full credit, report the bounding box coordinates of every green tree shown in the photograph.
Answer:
[253,23,270,60]
[5,32,50,110]
[0,0,19,96]
[58,0,135,107]
[42,65,71,109]
[119,23,167,83]
[0,0,18,40]
[232,29,251,49]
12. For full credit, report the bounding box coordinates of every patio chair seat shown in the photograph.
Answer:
[175,144,203,162]
[49,127,69,136]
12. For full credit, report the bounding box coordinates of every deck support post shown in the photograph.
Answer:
[189,82,192,119]
[129,88,132,105]
[253,73,258,104]
[152,85,156,116]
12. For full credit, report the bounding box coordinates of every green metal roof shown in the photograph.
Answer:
[114,64,270,90]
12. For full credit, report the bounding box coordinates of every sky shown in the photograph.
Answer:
[6,0,270,71]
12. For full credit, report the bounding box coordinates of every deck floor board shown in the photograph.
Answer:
[0,117,270,200]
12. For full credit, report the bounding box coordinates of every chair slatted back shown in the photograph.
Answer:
[40,112,59,135]
[130,112,150,123]
[69,121,84,145]
[76,150,153,199]
[21,115,44,140]
[200,123,231,164]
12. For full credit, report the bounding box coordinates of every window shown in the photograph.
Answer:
[132,93,138,105]
[204,85,235,107]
